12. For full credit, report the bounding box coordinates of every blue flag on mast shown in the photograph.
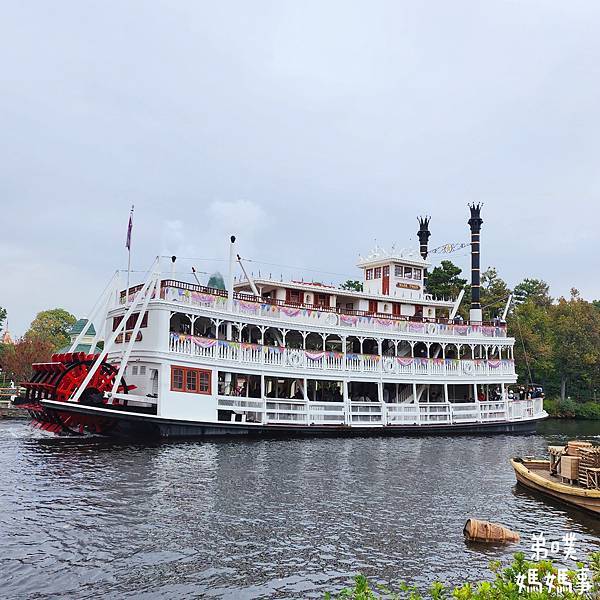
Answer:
[126,205,134,250]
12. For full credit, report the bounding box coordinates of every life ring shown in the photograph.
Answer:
[383,357,395,373]
[461,360,474,374]
[427,323,437,335]
[287,350,304,368]
[324,313,338,327]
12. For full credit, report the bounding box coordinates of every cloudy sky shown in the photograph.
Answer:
[2,1,600,336]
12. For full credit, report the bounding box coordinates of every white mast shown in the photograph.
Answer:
[227,235,236,311]
[237,253,260,297]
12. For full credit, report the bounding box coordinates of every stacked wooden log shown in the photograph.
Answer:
[579,447,600,489]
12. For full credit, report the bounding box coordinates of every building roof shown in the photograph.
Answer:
[57,341,104,354]
[69,318,96,337]
[1,330,14,345]
[234,277,455,307]
[357,245,428,269]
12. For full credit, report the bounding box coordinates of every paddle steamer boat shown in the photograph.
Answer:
[17,205,547,437]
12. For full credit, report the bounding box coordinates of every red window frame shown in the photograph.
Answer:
[286,289,301,304]
[113,312,148,332]
[315,293,329,307]
[374,267,382,279]
[171,366,212,394]
[366,269,373,280]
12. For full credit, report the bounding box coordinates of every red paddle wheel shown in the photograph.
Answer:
[17,352,132,435]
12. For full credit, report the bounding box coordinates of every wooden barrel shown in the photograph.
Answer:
[463,518,520,543]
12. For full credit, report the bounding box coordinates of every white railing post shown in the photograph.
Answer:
[343,380,350,425]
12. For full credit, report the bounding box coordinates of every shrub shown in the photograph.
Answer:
[576,402,600,420]
[325,552,600,599]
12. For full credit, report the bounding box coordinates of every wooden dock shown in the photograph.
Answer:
[0,388,29,419]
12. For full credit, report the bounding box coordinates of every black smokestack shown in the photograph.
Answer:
[417,216,431,289]
[468,203,483,320]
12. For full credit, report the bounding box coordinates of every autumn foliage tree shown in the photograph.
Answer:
[0,336,55,382]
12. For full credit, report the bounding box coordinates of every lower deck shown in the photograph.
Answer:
[214,396,544,427]
[36,398,543,438]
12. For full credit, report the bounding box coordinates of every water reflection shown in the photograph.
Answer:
[0,420,598,599]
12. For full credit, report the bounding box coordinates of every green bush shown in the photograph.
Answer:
[544,397,558,416]
[325,552,600,599]
[558,398,579,418]
[576,402,600,420]
[544,397,600,420]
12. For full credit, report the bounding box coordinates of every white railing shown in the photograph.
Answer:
[170,333,516,378]
[214,396,544,427]
[162,286,508,339]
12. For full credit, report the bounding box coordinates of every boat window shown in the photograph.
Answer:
[374,267,381,279]
[186,370,198,392]
[366,269,373,280]
[113,312,149,331]
[172,368,184,391]
[404,267,412,279]
[413,268,422,280]
[171,366,211,394]
[383,266,389,277]
[286,289,301,304]
[199,371,210,393]
[132,366,138,375]
[315,294,329,307]
[140,366,146,375]
[394,265,403,277]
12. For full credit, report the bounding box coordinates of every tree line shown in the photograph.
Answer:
[0,308,76,382]
[427,260,600,402]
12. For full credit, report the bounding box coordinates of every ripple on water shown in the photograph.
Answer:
[0,420,599,599]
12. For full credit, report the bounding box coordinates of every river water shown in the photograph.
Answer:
[1,419,599,599]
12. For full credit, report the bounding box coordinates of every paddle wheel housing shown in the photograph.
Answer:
[17,352,132,435]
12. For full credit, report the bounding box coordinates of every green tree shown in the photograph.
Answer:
[0,307,6,332]
[340,280,363,292]
[513,278,552,308]
[26,308,76,351]
[479,267,511,321]
[552,290,600,401]
[507,299,554,390]
[207,272,226,290]
[426,260,467,300]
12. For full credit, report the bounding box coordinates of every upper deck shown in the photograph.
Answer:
[121,280,509,342]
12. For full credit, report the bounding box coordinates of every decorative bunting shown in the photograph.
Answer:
[192,292,216,305]
[193,337,217,348]
[340,314,359,325]
[374,318,395,328]
[264,345,285,354]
